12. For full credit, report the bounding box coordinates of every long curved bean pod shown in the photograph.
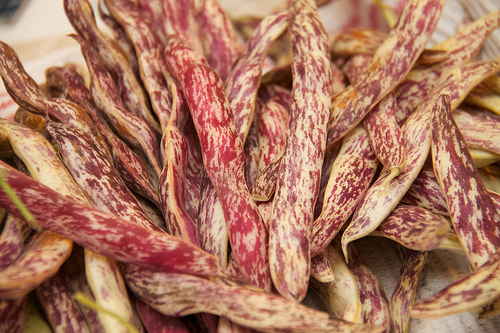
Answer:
[401,166,449,216]
[0,161,221,277]
[453,108,500,155]
[0,42,108,156]
[431,94,500,269]
[0,297,26,333]
[310,251,334,283]
[72,33,162,175]
[257,100,289,173]
[0,215,30,270]
[311,125,378,257]
[411,249,500,319]
[36,268,90,333]
[136,0,167,43]
[370,205,450,252]
[390,250,430,333]
[326,0,445,147]
[44,66,160,205]
[197,0,241,82]
[158,124,200,244]
[64,0,161,133]
[341,59,500,261]
[164,37,269,290]
[163,0,204,55]
[364,92,405,186]
[225,11,288,142]
[268,0,333,301]
[0,230,73,299]
[345,244,391,331]
[331,28,388,57]
[123,267,384,333]
[105,0,172,132]
[47,121,159,231]
[395,10,500,123]
[310,246,362,323]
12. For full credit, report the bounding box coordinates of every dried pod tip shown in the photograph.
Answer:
[380,166,402,192]
[73,292,139,333]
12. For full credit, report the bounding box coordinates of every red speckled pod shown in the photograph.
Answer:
[135,298,191,333]
[268,0,333,301]
[310,246,362,323]
[326,0,445,147]
[390,250,430,333]
[453,108,500,155]
[257,100,289,173]
[341,59,500,261]
[72,33,162,176]
[346,244,391,332]
[0,42,108,156]
[364,92,406,185]
[46,120,160,231]
[310,251,335,283]
[44,65,160,205]
[371,205,450,252]
[64,0,161,133]
[197,0,241,82]
[0,215,31,270]
[311,125,378,257]
[0,161,221,277]
[395,10,500,123]
[0,297,26,333]
[401,166,449,216]
[431,94,500,269]
[411,249,500,318]
[225,11,288,142]
[164,37,269,289]
[0,230,73,299]
[163,0,204,55]
[331,28,388,57]
[36,268,90,332]
[105,0,173,132]
[158,123,200,244]
[123,267,384,333]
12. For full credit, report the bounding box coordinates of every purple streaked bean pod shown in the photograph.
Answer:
[0,297,25,333]
[401,166,449,216]
[326,0,445,147]
[411,249,500,319]
[0,230,73,299]
[197,0,241,82]
[44,65,160,205]
[64,0,161,133]
[453,108,500,155]
[135,298,191,333]
[395,10,500,123]
[158,123,200,244]
[163,0,204,55]
[310,250,335,283]
[105,0,173,132]
[225,10,288,143]
[390,249,430,333]
[164,36,269,290]
[46,120,160,231]
[123,266,384,333]
[268,0,333,301]
[341,59,500,261]
[310,246,362,324]
[311,125,378,257]
[0,215,31,270]
[370,205,450,252]
[346,244,391,332]
[36,268,90,332]
[72,33,163,176]
[431,94,500,269]
[0,161,221,277]
[331,28,388,57]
